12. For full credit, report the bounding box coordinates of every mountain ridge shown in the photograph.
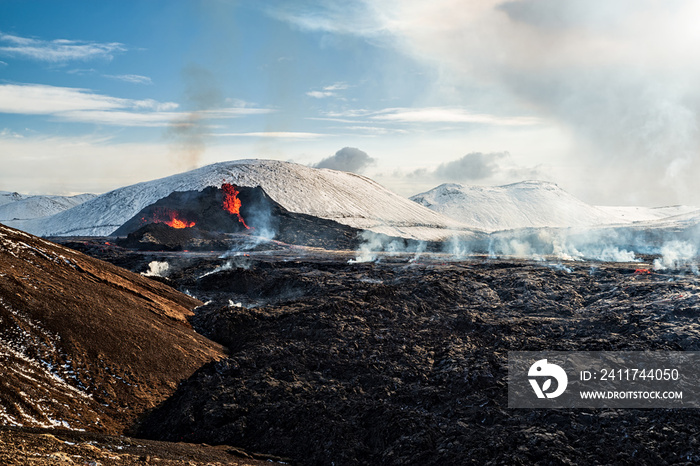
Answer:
[412,180,636,232]
[7,160,474,242]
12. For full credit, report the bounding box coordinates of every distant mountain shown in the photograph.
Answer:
[595,205,700,223]
[7,160,474,241]
[0,223,224,432]
[0,191,96,221]
[411,181,635,232]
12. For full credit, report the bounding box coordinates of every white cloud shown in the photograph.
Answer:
[0,84,131,114]
[315,107,539,126]
[212,131,325,139]
[58,110,180,127]
[306,82,351,99]
[307,90,336,99]
[313,146,376,173]
[0,128,23,139]
[371,107,540,126]
[0,32,125,62]
[339,126,408,136]
[324,82,349,91]
[105,74,153,85]
[66,68,98,75]
[0,83,274,127]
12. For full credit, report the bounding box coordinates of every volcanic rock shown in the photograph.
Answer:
[137,256,700,465]
[0,223,225,433]
[113,185,366,250]
[116,222,232,251]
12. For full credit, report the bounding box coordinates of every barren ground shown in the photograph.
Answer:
[16,234,700,465]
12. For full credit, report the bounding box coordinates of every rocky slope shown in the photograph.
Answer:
[0,223,225,433]
[0,426,276,466]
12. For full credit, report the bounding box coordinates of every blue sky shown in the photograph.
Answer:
[2,1,700,206]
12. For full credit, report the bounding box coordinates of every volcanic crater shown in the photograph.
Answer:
[113,184,367,251]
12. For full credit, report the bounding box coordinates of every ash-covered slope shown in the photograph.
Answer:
[0,223,224,432]
[411,181,627,232]
[7,160,473,241]
[0,192,95,222]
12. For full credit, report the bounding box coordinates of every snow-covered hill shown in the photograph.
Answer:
[411,181,642,232]
[0,192,96,221]
[595,205,700,223]
[7,160,474,241]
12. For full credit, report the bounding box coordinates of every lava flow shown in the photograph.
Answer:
[145,207,195,229]
[222,183,250,229]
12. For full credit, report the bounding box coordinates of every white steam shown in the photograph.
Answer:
[653,241,698,273]
[141,261,170,277]
[199,254,252,279]
[348,230,427,264]
[348,224,700,271]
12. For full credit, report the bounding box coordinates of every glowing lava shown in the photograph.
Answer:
[145,208,196,229]
[222,183,250,229]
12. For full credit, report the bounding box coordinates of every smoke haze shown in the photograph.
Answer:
[166,65,223,170]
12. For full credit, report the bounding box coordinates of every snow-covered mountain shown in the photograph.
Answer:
[7,160,475,241]
[0,192,96,221]
[595,205,700,223]
[411,181,652,232]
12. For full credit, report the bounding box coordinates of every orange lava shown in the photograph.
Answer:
[148,208,195,229]
[222,183,250,229]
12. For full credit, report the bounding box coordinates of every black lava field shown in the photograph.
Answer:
[61,237,700,466]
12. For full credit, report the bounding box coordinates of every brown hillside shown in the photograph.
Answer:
[0,223,225,433]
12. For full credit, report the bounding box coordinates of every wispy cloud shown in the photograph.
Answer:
[212,131,325,139]
[306,82,351,99]
[0,84,142,114]
[0,32,125,62]
[0,83,273,127]
[105,74,153,85]
[319,107,539,126]
[371,107,541,126]
[340,125,408,136]
[0,128,23,139]
[66,68,98,75]
[266,3,388,37]
[307,90,336,99]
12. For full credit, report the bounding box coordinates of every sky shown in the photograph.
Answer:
[1,0,700,206]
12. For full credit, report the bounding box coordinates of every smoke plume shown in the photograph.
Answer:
[167,65,223,170]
